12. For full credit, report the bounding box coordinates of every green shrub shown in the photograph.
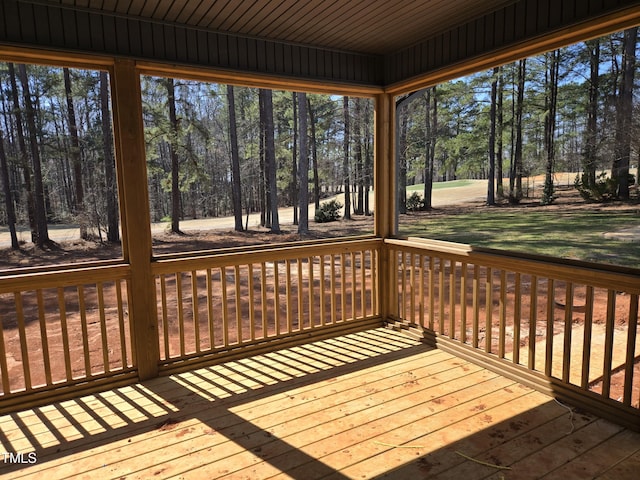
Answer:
[574,172,635,201]
[406,191,424,211]
[314,199,343,223]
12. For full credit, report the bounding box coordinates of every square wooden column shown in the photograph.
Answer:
[110,59,159,380]
[374,92,396,321]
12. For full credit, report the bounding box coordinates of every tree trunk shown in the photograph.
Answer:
[63,67,88,239]
[100,72,119,242]
[496,67,504,198]
[0,127,19,248]
[363,99,373,215]
[510,59,526,203]
[308,97,320,212]
[487,67,498,205]
[297,92,309,233]
[8,63,36,243]
[613,26,637,200]
[166,78,181,233]
[227,85,244,231]
[583,39,600,190]
[342,96,351,220]
[398,103,408,214]
[542,50,560,205]
[260,89,280,233]
[18,63,50,247]
[423,88,435,209]
[354,98,365,214]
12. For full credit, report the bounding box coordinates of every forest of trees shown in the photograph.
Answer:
[398,27,639,212]
[0,27,639,255]
[0,64,118,250]
[141,77,374,238]
[0,64,374,252]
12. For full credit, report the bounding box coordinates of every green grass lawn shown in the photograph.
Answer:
[399,208,640,269]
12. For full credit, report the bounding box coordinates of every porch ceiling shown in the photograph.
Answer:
[4,1,640,88]
[48,0,516,55]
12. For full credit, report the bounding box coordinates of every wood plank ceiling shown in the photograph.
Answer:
[4,1,640,88]
[45,0,517,55]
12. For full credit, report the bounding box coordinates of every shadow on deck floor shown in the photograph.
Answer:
[1,327,639,479]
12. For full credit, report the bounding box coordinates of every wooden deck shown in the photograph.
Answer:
[1,327,639,479]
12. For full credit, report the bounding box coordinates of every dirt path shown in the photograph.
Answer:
[0,180,489,248]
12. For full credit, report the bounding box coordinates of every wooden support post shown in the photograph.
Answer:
[374,92,395,321]
[110,59,159,380]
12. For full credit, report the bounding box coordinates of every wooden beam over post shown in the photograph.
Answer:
[110,59,159,380]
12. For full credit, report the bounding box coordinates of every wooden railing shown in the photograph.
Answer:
[152,239,381,371]
[386,238,640,429]
[0,265,135,410]
[0,239,381,411]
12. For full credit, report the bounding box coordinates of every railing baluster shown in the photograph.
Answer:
[0,307,10,393]
[623,294,639,406]
[57,287,72,382]
[98,283,110,374]
[297,259,303,330]
[460,263,467,343]
[248,264,256,340]
[513,273,521,365]
[408,252,415,324]
[206,268,215,348]
[419,254,425,328]
[373,249,379,316]
[234,265,242,343]
[360,251,366,319]
[428,256,435,331]
[221,267,229,347]
[351,252,357,321]
[286,259,293,332]
[562,282,574,383]
[77,286,91,376]
[319,255,326,326]
[581,286,594,389]
[176,272,185,355]
[545,279,555,377]
[160,275,170,359]
[602,289,616,398]
[329,254,336,324]
[126,280,137,366]
[341,253,347,323]
[499,270,506,358]
[485,267,493,353]
[116,280,128,368]
[439,257,445,334]
[449,260,456,339]
[37,289,52,385]
[528,276,538,370]
[309,257,315,328]
[472,264,479,348]
[273,261,281,336]
[400,252,407,321]
[260,263,268,336]
[192,271,201,353]
[14,292,31,390]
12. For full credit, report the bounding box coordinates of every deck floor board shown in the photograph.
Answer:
[1,327,639,479]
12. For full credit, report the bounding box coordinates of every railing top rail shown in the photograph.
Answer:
[151,237,382,274]
[385,237,640,293]
[0,264,131,293]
